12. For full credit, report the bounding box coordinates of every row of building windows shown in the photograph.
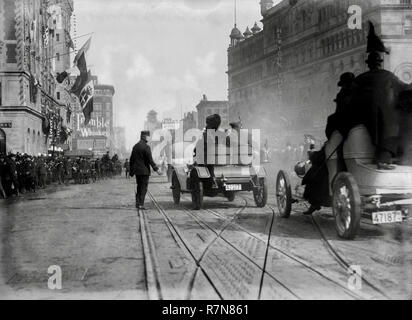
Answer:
[318,0,359,24]
[321,27,367,57]
[229,40,264,69]
[279,26,366,70]
[232,66,263,88]
[93,102,113,113]
[230,85,265,103]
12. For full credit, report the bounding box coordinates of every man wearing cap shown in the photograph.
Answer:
[129,131,160,209]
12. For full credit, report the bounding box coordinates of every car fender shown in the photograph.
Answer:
[252,165,267,178]
[172,166,189,190]
[194,166,211,179]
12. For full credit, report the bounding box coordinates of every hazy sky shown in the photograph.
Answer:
[74,0,264,149]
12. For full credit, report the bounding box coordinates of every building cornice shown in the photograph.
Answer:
[0,106,46,119]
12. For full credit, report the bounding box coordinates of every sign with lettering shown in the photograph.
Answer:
[73,112,111,138]
[162,119,180,130]
[0,123,12,128]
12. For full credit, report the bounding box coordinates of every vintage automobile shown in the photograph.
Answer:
[171,163,267,210]
[170,135,268,210]
[276,125,412,240]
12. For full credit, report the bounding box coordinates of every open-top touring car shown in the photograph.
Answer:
[276,125,412,240]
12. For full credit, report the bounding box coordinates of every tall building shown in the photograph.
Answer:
[195,94,229,130]
[71,75,115,157]
[50,0,75,151]
[228,0,412,147]
[0,0,73,155]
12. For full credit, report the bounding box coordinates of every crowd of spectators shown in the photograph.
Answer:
[0,151,123,199]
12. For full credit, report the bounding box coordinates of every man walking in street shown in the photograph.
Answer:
[124,159,130,179]
[129,131,160,209]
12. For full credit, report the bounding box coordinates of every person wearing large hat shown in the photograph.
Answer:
[326,72,356,140]
[349,21,409,169]
[129,130,160,209]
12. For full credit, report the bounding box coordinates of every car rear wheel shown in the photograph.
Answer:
[172,171,181,205]
[332,172,361,240]
[253,177,267,208]
[192,179,204,210]
[226,192,235,202]
[276,170,292,218]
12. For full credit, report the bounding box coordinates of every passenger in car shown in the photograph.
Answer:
[193,114,227,189]
[227,120,253,166]
[345,22,410,170]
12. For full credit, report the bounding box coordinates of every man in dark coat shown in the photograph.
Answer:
[130,131,160,209]
[326,72,355,140]
[349,51,408,168]
[124,159,130,179]
[302,73,355,216]
[346,22,410,169]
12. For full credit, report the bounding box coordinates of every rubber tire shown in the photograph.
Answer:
[192,179,204,210]
[227,192,236,202]
[172,171,181,205]
[253,177,268,208]
[332,172,361,240]
[276,170,292,218]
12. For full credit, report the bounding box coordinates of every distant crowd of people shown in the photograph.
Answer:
[0,151,123,199]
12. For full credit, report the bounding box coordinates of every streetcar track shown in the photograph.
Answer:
[143,180,380,299]
[310,213,391,300]
[185,198,248,299]
[200,202,364,300]
[147,191,225,300]
[269,194,389,300]
[179,193,364,299]
[138,203,163,300]
[61,206,136,211]
[180,200,299,300]
[177,188,368,299]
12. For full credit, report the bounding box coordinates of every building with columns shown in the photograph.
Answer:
[228,0,412,147]
[0,0,74,155]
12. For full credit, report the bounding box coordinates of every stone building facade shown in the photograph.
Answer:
[0,0,73,155]
[228,0,412,147]
[195,95,229,130]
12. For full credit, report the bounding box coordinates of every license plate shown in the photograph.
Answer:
[225,184,242,191]
[372,211,403,225]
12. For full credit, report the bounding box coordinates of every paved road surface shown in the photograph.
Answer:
[1,175,411,299]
